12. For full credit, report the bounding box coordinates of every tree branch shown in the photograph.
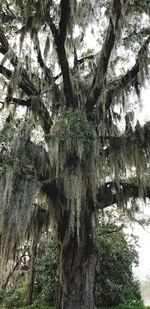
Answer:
[59,0,71,45]
[33,32,53,83]
[0,29,53,133]
[105,35,150,111]
[0,65,52,133]
[33,31,60,105]
[97,180,150,209]
[46,5,75,108]
[85,0,127,118]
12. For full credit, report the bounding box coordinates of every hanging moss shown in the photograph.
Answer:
[0,164,37,261]
[0,120,40,261]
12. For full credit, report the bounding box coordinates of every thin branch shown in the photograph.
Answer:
[123,27,150,43]
[33,32,54,84]
[85,0,127,118]
[33,31,60,104]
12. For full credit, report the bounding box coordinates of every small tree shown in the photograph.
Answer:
[95,226,141,307]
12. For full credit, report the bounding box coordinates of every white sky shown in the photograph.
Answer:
[133,223,150,280]
[131,86,150,281]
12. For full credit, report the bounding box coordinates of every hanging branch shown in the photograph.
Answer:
[46,1,75,108]
[97,180,150,209]
[107,120,150,152]
[85,0,127,118]
[105,35,150,111]
[0,29,53,133]
[0,65,52,133]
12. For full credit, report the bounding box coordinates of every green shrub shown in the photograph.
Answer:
[0,281,28,308]
[35,233,57,305]
[95,228,141,307]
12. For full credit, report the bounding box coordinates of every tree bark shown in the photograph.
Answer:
[26,238,37,305]
[56,192,97,309]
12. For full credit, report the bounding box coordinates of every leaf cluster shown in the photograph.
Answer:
[51,109,94,146]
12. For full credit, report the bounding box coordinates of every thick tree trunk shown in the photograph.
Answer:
[56,193,96,309]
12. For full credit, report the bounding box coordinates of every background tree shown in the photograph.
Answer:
[0,0,150,308]
[95,226,141,307]
[35,232,58,306]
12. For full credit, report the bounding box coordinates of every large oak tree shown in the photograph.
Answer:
[0,0,150,308]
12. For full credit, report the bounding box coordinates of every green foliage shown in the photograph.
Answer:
[0,280,28,308]
[35,233,58,305]
[51,109,93,146]
[95,228,141,307]
[23,301,55,309]
[0,280,55,308]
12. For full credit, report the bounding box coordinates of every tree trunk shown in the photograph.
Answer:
[26,237,37,305]
[56,192,96,309]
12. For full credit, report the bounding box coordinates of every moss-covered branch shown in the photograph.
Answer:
[105,35,150,111]
[0,28,53,133]
[97,180,150,209]
[0,65,52,133]
[85,0,126,118]
[46,3,75,108]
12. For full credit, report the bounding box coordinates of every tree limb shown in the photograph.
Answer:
[33,31,60,105]
[97,180,150,209]
[105,35,150,111]
[59,0,71,45]
[85,0,126,118]
[46,5,75,108]
[0,65,52,133]
[0,28,53,133]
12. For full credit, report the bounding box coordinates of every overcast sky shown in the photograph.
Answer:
[131,85,150,281]
[134,223,150,280]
